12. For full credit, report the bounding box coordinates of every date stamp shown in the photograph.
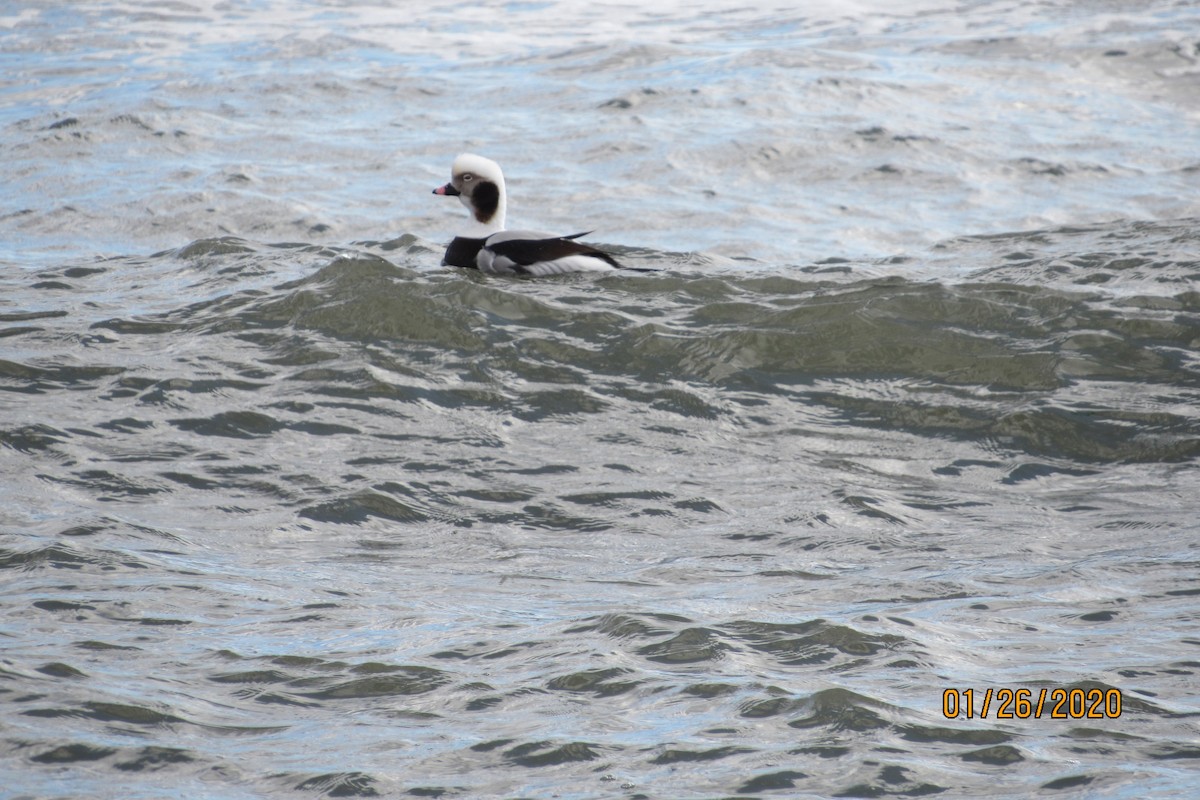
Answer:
[942,688,1122,720]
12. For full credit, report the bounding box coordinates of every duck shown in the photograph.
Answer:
[432,153,626,276]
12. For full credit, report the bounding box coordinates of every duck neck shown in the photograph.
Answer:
[460,178,506,237]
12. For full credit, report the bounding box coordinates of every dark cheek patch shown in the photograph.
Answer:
[473,181,500,223]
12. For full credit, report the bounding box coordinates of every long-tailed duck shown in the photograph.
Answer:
[433,153,626,276]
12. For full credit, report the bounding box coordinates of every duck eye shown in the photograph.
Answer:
[462,173,474,182]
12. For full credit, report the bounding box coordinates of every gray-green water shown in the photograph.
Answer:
[3,2,1199,798]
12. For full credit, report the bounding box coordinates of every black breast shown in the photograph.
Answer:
[442,236,486,268]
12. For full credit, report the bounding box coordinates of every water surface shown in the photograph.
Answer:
[2,1,1199,798]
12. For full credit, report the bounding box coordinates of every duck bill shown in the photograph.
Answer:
[433,182,460,196]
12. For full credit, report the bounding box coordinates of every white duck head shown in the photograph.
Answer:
[432,153,507,237]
